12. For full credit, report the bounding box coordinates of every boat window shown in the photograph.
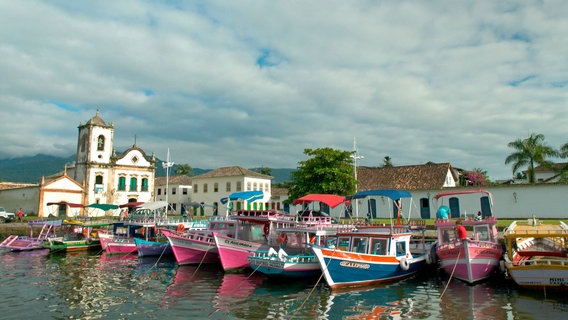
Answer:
[396,241,406,257]
[352,237,368,253]
[337,237,350,251]
[474,226,490,241]
[370,238,388,255]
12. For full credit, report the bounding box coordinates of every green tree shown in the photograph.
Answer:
[557,142,568,182]
[505,133,558,183]
[380,156,393,168]
[174,164,194,176]
[255,166,272,176]
[288,147,357,202]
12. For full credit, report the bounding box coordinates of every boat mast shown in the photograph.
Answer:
[162,149,174,219]
[350,137,364,220]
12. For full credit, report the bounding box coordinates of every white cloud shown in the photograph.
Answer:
[1,0,567,181]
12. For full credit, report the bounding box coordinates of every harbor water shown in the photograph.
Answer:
[1,249,567,319]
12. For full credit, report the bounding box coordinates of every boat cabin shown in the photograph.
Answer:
[330,226,414,257]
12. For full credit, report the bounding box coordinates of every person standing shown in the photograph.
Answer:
[17,208,23,222]
[455,219,467,240]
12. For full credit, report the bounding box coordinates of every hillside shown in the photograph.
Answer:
[0,154,294,184]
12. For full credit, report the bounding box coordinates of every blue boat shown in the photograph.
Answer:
[311,189,430,289]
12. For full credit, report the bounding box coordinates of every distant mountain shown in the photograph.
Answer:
[0,154,295,184]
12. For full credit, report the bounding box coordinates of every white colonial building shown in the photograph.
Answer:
[189,166,272,217]
[154,175,193,216]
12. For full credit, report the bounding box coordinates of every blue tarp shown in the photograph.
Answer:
[220,191,264,204]
[347,189,411,201]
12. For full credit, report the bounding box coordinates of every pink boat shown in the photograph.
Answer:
[160,217,238,265]
[98,221,156,255]
[213,209,296,272]
[434,189,503,284]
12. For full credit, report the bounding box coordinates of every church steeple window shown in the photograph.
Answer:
[97,135,105,151]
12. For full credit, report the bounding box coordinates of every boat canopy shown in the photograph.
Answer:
[47,201,84,208]
[137,201,168,211]
[433,189,491,200]
[347,189,411,201]
[220,191,264,204]
[119,202,145,208]
[84,203,119,211]
[292,194,346,208]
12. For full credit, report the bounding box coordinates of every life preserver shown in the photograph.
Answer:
[400,257,410,270]
[309,235,316,244]
[177,224,185,233]
[82,228,88,237]
[154,226,158,234]
[141,228,145,236]
[263,224,270,235]
[279,233,288,245]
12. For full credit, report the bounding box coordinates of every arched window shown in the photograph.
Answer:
[97,135,105,151]
[118,177,126,191]
[95,175,103,184]
[141,178,148,191]
[130,177,137,191]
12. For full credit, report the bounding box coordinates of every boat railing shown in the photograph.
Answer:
[513,256,568,267]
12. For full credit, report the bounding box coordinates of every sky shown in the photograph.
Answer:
[1,1,567,181]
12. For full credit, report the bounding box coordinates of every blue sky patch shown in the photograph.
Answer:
[508,75,535,87]
[50,100,79,112]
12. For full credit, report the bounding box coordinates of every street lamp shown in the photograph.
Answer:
[162,149,174,218]
[350,137,364,219]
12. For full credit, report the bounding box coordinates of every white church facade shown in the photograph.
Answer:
[36,112,156,217]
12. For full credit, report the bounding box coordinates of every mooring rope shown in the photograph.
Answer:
[440,249,461,299]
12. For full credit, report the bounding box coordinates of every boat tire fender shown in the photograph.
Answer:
[400,257,410,271]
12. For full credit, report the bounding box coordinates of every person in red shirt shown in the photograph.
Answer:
[455,220,467,240]
[17,208,23,222]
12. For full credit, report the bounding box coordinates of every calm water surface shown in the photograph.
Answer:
[1,249,567,319]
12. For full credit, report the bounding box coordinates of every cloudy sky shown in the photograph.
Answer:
[1,1,567,181]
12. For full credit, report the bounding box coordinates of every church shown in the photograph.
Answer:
[34,112,156,217]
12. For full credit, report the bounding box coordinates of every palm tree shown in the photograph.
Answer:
[505,133,558,183]
[175,164,194,176]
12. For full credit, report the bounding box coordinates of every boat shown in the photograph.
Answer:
[0,219,62,251]
[100,220,156,254]
[311,189,429,289]
[161,217,237,265]
[433,189,503,284]
[212,190,298,272]
[213,209,296,272]
[502,217,568,289]
[247,194,348,278]
[42,219,114,252]
[136,220,208,257]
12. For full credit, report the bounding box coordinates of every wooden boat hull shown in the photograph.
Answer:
[248,253,321,277]
[105,239,137,254]
[0,236,46,252]
[503,219,568,289]
[312,246,425,289]
[213,233,264,272]
[161,229,219,265]
[437,241,502,284]
[134,237,172,257]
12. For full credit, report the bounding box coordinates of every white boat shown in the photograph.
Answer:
[503,217,568,289]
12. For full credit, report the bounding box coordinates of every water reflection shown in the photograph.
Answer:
[1,250,568,319]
